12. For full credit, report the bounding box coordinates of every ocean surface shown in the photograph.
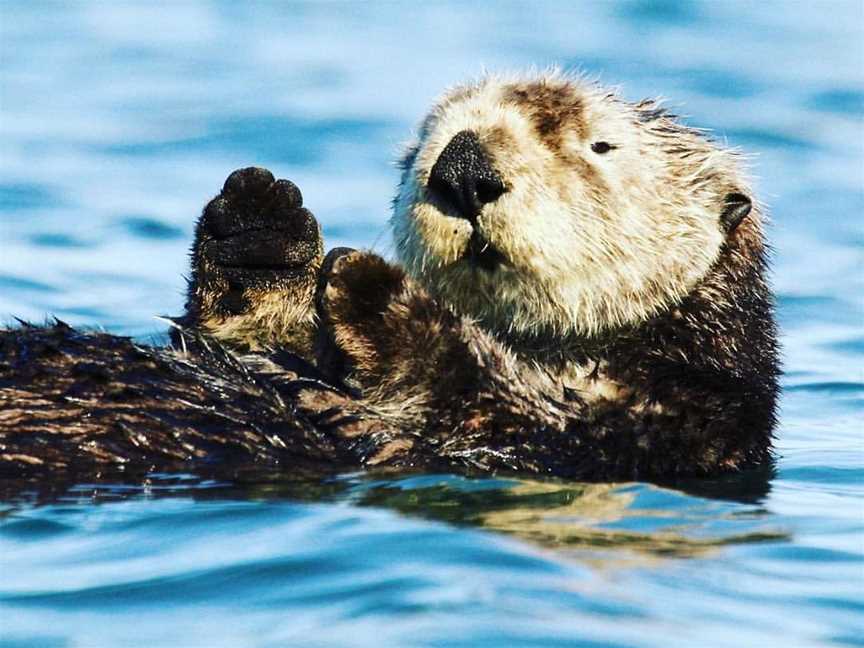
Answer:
[1,2,862,646]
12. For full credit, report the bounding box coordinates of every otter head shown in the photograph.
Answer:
[391,73,757,337]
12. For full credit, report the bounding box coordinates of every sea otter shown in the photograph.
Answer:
[0,72,779,482]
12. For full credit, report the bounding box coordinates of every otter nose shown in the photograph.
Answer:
[427,130,506,222]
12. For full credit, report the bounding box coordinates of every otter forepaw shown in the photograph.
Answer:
[195,167,323,312]
[185,167,324,351]
[316,250,407,380]
[316,250,462,390]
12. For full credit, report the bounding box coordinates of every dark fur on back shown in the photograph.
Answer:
[0,321,355,479]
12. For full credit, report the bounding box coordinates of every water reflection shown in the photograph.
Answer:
[1,469,787,566]
[348,473,785,563]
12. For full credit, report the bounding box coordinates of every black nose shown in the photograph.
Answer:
[427,130,506,222]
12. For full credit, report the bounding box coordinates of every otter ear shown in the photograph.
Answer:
[720,192,752,234]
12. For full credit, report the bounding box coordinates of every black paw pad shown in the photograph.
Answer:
[204,169,306,240]
[222,167,275,204]
[196,167,322,294]
[267,179,303,214]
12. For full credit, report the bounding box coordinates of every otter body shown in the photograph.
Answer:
[0,73,779,482]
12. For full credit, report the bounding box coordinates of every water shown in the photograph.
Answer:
[1,1,862,646]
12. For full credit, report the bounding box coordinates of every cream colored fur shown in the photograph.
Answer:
[199,286,318,353]
[392,72,753,338]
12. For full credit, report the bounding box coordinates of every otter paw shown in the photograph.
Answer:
[315,250,408,381]
[316,250,459,388]
[190,167,323,318]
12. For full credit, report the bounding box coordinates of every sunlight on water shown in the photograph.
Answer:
[1,1,862,646]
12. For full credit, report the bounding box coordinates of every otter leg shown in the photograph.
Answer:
[182,167,324,354]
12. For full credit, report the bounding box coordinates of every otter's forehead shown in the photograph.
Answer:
[501,80,588,148]
[418,76,628,155]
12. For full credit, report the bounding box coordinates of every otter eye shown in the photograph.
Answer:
[591,141,616,154]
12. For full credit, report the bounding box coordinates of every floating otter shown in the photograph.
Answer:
[0,73,779,482]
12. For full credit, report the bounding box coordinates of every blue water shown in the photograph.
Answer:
[1,2,862,646]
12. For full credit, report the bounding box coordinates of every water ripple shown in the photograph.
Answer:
[1,1,862,646]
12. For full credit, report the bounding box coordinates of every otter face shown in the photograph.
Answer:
[392,74,753,337]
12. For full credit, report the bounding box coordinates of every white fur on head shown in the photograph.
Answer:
[391,71,753,337]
